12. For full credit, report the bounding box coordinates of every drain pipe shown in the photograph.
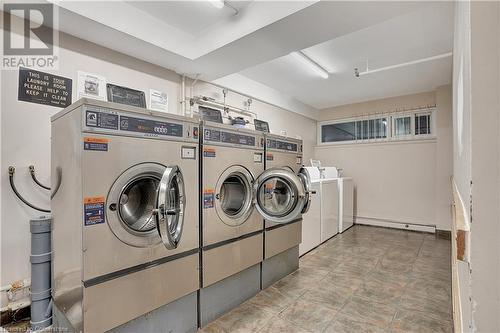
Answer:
[30,216,52,331]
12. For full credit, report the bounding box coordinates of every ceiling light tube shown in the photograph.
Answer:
[355,52,452,77]
[209,0,225,9]
[292,51,329,79]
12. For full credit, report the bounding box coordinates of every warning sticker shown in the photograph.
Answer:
[254,153,263,163]
[266,153,274,161]
[84,137,108,151]
[203,189,215,209]
[84,196,105,226]
[203,148,216,158]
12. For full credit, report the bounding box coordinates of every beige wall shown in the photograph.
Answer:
[0,16,316,305]
[315,87,453,231]
[318,90,436,121]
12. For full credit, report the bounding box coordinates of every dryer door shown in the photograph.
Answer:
[156,165,185,249]
[254,167,309,224]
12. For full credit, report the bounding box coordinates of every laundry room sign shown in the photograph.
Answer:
[18,67,72,107]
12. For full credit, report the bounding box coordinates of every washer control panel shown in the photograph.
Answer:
[266,138,299,153]
[203,128,263,148]
[82,105,198,142]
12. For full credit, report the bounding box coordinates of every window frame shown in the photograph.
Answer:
[317,108,436,146]
[414,111,434,137]
[391,113,413,140]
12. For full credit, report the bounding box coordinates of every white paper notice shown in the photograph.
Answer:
[77,71,107,100]
[149,89,168,112]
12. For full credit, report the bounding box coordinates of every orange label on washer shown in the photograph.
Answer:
[83,196,105,226]
[203,148,216,157]
[84,137,108,151]
[84,137,108,144]
[84,196,105,204]
[203,189,215,208]
[266,153,274,161]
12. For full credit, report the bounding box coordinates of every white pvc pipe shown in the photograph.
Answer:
[181,75,186,117]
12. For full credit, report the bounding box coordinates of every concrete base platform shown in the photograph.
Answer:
[261,245,299,289]
[199,263,260,327]
[53,291,198,333]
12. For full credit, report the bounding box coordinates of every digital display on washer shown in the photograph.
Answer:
[221,131,256,147]
[119,115,183,137]
[267,139,298,152]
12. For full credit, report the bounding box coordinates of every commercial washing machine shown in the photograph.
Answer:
[261,134,311,289]
[199,123,310,325]
[51,99,200,333]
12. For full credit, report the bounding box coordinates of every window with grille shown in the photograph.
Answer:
[318,109,434,144]
[415,113,432,135]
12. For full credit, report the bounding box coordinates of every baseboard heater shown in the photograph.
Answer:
[355,216,436,233]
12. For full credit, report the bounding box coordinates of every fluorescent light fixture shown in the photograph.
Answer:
[291,51,329,79]
[209,0,225,9]
[355,52,452,77]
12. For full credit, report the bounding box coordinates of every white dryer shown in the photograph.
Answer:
[323,167,354,233]
[339,177,354,233]
[298,167,321,255]
[320,178,340,242]
[51,99,200,333]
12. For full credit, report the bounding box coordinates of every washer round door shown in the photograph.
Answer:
[214,165,254,226]
[254,167,309,224]
[106,163,185,249]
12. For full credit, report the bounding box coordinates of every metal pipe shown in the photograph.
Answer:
[356,52,453,77]
[29,165,50,190]
[8,167,51,213]
[30,216,52,331]
[181,75,186,117]
[51,167,62,199]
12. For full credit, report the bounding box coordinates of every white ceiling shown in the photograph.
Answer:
[239,2,454,109]
[45,1,453,117]
[52,0,316,59]
[126,1,253,37]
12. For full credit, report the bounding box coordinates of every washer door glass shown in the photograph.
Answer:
[106,163,185,248]
[215,165,254,226]
[254,167,308,224]
[156,166,185,250]
[119,176,159,232]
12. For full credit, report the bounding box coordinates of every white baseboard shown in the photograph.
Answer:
[355,217,436,233]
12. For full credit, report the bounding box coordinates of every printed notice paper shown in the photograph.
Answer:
[149,89,169,112]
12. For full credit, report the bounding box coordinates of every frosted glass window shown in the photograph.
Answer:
[369,119,376,139]
[321,122,356,142]
[375,118,388,138]
[394,116,411,136]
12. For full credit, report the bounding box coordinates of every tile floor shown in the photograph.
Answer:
[200,225,453,333]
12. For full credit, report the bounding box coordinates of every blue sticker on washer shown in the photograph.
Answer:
[203,190,214,209]
[203,148,216,157]
[84,197,105,226]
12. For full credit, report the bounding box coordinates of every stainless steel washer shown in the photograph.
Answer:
[51,99,200,333]
[199,122,310,326]
[261,134,310,289]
